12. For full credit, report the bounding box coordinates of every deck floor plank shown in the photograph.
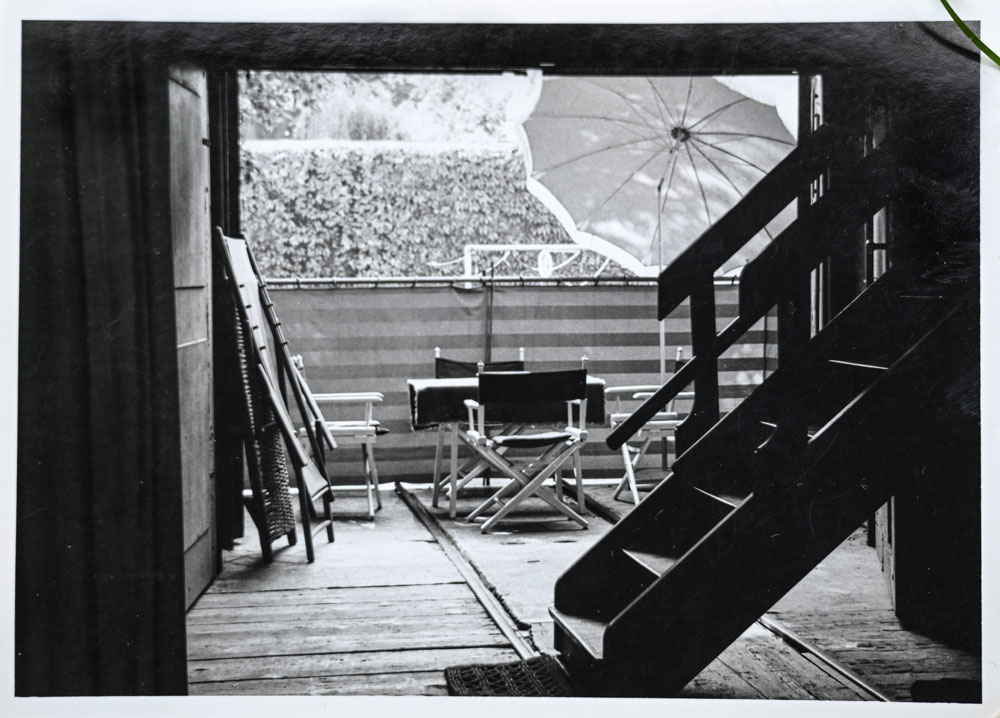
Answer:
[189,646,519,684]
[189,670,450,696]
[717,627,870,701]
[188,605,495,642]
[679,661,766,699]
[191,581,471,608]
[187,492,516,695]
[188,598,480,625]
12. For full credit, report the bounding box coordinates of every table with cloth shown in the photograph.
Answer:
[407,375,606,522]
[408,376,606,429]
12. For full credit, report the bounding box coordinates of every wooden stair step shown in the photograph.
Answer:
[550,607,606,660]
[628,485,740,561]
[622,549,677,578]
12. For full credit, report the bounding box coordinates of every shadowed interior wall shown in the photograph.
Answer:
[270,282,775,483]
[16,26,188,695]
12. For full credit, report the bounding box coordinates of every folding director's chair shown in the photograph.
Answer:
[605,347,693,504]
[431,347,525,516]
[456,366,590,534]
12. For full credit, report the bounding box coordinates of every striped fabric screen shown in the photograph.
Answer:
[270,282,775,483]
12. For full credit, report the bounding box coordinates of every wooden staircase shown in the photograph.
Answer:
[549,96,976,696]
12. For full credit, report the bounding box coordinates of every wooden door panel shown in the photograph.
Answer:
[169,66,215,608]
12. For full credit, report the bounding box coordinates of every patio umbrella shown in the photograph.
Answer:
[515,74,798,378]
[516,74,798,279]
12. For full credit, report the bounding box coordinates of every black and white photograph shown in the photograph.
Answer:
[6,1,997,714]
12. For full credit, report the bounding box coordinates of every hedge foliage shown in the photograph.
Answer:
[240,141,616,278]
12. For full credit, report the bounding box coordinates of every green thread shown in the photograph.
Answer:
[940,0,1000,67]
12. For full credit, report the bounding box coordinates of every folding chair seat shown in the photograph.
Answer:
[457,365,590,534]
[292,355,388,521]
[606,347,693,504]
[430,347,524,515]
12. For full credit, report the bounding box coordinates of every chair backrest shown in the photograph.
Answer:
[220,233,281,388]
[435,356,525,378]
[217,228,339,459]
[434,346,525,378]
[478,369,587,424]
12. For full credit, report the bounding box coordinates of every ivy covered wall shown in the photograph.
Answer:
[240,140,616,278]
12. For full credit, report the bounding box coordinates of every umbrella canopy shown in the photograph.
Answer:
[517,75,798,276]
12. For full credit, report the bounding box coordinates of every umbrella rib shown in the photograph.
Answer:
[686,97,751,131]
[684,142,714,227]
[535,134,671,176]
[694,130,796,145]
[579,145,674,229]
[575,78,670,143]
[679,77,695,127]
[532,113,661,135]
[646,77,680,132]
[690,136,770,173]
[689,139,776,241]
[688,138,749,202]
[691,134,768,147]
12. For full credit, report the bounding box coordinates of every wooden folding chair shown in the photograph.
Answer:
[606,347,694,504]
[430,347,525,516]
[457,365,590,533]
[217,228,336,562]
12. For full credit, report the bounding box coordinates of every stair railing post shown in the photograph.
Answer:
[752,74,819,493]
[674,273,720,456]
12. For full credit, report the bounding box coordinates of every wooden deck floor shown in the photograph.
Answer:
[188,484,980,700]
[186,493,521,695]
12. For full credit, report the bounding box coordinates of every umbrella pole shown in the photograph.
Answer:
[658,176,666,381]
[658,151,681,382]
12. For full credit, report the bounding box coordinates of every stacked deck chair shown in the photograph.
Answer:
[217,228,337,563]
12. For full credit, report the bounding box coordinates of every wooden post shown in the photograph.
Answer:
[752,73,816,491]
[674,274,719,456]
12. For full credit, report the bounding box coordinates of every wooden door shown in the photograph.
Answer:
[169,66,216,608]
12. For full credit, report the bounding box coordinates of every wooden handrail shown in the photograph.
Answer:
[607,312,757,450]
[657,123,843,319]
[739,142,896,317]
[607,124,894,452]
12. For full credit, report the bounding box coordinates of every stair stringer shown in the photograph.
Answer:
[587,295,969,697]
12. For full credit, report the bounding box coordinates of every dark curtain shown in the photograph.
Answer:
[17,25,188,695]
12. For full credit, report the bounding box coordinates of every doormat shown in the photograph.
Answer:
[444,655,578,697]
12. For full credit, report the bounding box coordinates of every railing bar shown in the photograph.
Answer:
[607,358,700,450]
[607,309,758,450]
